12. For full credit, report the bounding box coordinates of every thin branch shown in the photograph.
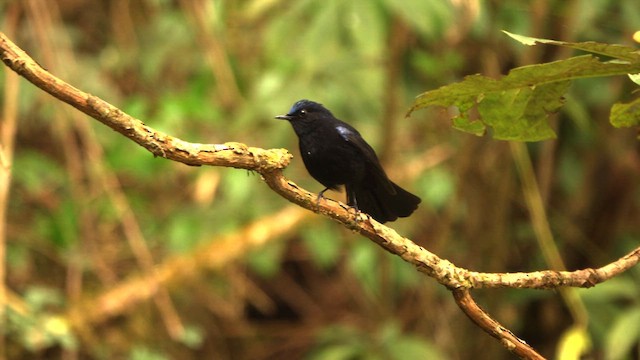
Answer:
[452,289,545,360]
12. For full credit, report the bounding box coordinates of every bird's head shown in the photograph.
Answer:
[275,99,334,122]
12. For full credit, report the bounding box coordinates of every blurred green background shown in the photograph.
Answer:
[1,0,639,359]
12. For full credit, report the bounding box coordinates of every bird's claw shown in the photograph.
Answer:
[339,202,363,223]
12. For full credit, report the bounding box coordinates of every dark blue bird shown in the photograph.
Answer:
[276,99,420,223]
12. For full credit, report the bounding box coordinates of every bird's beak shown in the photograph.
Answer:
[275,114,292,120]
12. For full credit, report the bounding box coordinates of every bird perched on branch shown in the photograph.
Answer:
[276,99,421,223]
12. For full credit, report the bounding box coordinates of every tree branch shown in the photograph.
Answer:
[3,31,639,359]
[453,289,545,360]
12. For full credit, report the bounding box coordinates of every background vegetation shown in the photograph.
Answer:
[1,0,639,359]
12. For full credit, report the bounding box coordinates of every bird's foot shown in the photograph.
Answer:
[339,203,364,224]
[344,193,365,223]
[352,208,367,224]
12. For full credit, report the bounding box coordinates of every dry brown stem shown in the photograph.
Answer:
[453,289,545,360]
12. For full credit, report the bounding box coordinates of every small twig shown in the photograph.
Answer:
[452,289,545,359]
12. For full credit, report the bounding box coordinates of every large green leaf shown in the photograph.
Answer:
[409,33,640,141]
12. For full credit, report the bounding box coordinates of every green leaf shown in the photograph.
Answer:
[610,97,640,128]
[409,33,640,141]
[452,114,486,136]
[479,80,569,140]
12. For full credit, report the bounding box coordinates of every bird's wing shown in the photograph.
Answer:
[335,124,396,193]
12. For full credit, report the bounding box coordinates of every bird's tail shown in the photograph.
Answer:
[350,180,421,223]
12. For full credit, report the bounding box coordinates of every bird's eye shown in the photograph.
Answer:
[299,109,307,115]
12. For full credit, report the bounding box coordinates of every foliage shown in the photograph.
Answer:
[408,32,640,141]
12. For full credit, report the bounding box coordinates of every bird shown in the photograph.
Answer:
[275,99,421,223]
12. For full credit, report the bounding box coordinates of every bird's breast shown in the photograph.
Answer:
[298,135,366,188]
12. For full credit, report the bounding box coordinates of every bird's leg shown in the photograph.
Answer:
[345,186,363,222]
[316,187,330,205]
[347,191,358,211]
